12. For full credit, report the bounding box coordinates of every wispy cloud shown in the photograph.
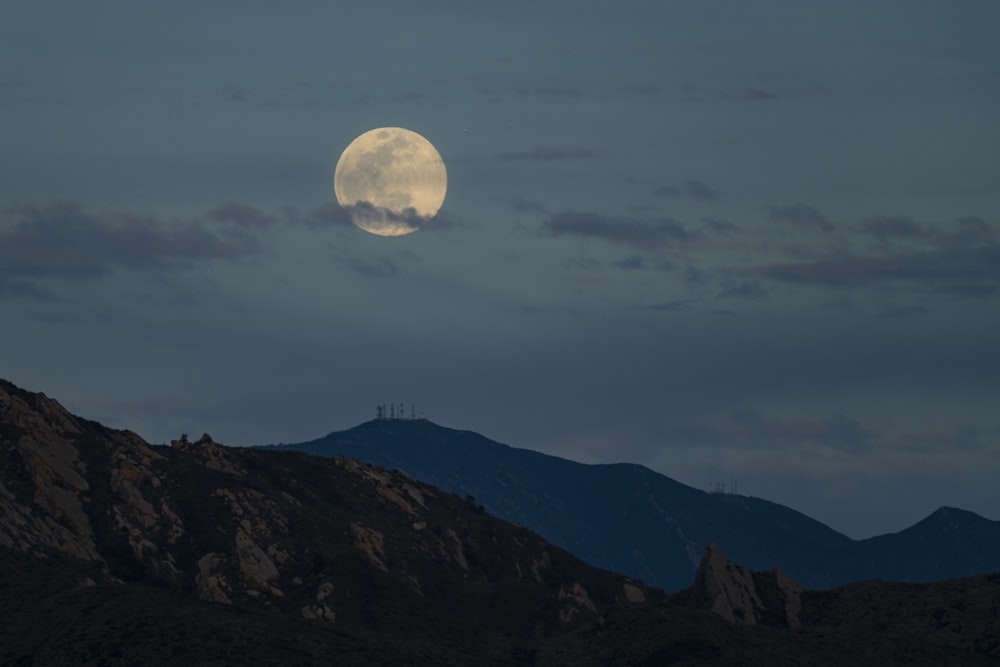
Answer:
[541,211,700,249]
[612,255,675,272]
[740,246,1000,289]
[654,180,720,201]
[877,305,929,319]
[208,202,276,229]
[619,84,662,95]
[702,218,744,235]
[723,87,778,101]
[513,86,585,99]
[510,197,546,213]
[769,204,835,232]
[636,299,691,312]
[286,202,354,228]
[726,411,876,454]
[0,200,260,284]
[500,147,601,160]
[718,281,768,300]
[349,256,399,279]
[289,200,456,234]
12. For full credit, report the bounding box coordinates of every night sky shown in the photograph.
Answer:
[2,1,998,539]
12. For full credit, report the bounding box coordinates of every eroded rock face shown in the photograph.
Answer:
[688,543,764,624]
[0,384,100,561]
[351,522,388,572]
[623,582,646,603]
[685,544,807,628]
[300,581,337,624]
[773,567,805,628]
[196,553,233,605]
[171,434,245,475]
[109,430,185,572]
[558,582,598,623]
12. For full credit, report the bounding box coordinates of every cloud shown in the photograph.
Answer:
[510,197,545,213]
[740,246,1000,289]
[877,306,930,319]
[890,427,988,454]
[208,203,276,229]
[388,92,425,103]
[857,216,926,243]
[500,147,601,160]
[0,279,60,302]
[224,85,249,102]
[685,180,719,201]
[286,202,357,228]
[723,87,778,101]
[349,256,398,279]
[513,87,585,99]
[769,204,835,232]
[541,211,700,249]
[702,218,744,235]
[614,255,645,271]
[636,300,690,312]
[718,281,768,300]
[738,214,1000,294]
[931,283,999,299]
[619,84,662,95]
[654,180,719,201]
[343,202,429,235]
[288,201,454,233]
[0,201,260,285]
[732,412,876,454]
[612,255,675,272]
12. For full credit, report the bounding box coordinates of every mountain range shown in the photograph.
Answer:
[266,417,1000,592]
[3,377,999,664]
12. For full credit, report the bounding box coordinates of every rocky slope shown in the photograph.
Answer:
[3,377,998,665]
[1,378,664,664]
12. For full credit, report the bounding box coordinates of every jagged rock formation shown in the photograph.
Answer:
[678,543,808,631]
[686,543,766,624]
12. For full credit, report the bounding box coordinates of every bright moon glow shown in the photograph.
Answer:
[334,127,448,237]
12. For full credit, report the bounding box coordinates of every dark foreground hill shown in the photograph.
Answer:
[268,418,1000,592]
[3,378,999,665]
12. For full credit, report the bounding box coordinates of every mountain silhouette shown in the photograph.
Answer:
[268,418,1000,591]
[4,377,999,664]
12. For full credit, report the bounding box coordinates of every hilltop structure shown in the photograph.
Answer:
[374,402,426,421]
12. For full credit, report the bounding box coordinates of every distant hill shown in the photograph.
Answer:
[267,418,1000,591]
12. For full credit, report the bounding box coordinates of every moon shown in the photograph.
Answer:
[334,127,448,236]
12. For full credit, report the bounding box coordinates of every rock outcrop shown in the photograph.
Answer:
[688,543,765,624]
[773,567,805,628]
[684,543,807,628]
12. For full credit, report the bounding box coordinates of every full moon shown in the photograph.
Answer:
[334,127,448,236]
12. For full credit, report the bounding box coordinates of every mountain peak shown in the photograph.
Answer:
[921,505,989,527]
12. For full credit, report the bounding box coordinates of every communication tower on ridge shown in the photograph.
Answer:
[374,402,425,421]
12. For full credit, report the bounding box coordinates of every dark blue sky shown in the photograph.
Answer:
[2,1,998,538]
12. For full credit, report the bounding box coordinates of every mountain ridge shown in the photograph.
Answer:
[267,417,1000,591]
[4,377,1000,664]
